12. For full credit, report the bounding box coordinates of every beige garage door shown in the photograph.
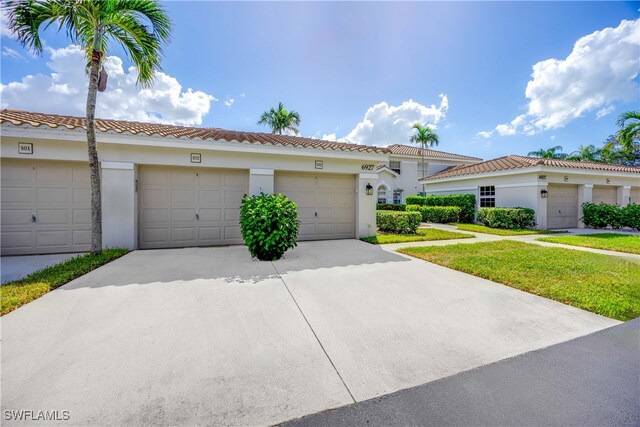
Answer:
[138,165,248,249]
[547,184,578,229]
[275,172,355,241]
[1,158,91,255]
[630,187,640,204]
[592,185,617,205]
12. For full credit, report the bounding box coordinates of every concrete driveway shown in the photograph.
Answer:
[1,253,83,283]
[1,240,618,426]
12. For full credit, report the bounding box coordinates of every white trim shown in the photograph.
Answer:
[494,182,543,189]
[425,186,477,193]
[622,185,632,190]
[101,161,134,170]
[583,184,594,189]
[250,168,274,176]
[359,173,379,179]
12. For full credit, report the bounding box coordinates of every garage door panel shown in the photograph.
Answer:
[547,184,578,229]
[225,227,242,240]
[1,159,91,255]
[631,188,640,204]
[72,230,91,246]
[138,165,248,248]
[592,186,617,205]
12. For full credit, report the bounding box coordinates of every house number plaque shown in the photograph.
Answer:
[18,142,33,155]
[190,153,201,163]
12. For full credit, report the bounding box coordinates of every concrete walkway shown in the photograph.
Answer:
[285,317,640,427]
[1,253,83,284]
[0,240,618,426]
[382,224,640,263]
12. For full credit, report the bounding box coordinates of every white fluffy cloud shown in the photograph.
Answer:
[0,44,216,126]
[343,95,449,146]
[480,19,639,137]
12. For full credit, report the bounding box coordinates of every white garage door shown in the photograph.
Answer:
[547,184,578,229]
[138,165,248,249]
[1,158,91,255]
[275,172,355,241]
[630,187,640,204]
[592,185,617,205]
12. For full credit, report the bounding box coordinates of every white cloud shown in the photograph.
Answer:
[0,7,14,38]
[2,47,22,59]
[487,19,639,136]
[596,105,614,119]
[476,130,493,139]
[224,97,235,107]
[343,95,449,146]
[0,44,216,126]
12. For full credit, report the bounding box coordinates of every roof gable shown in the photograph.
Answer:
[387,144,482,162]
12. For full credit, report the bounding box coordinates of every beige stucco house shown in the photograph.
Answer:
[0,109,389,255]
[420,155,640,229]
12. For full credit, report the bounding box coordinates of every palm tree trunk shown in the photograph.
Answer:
[86,50,102,254]
[421,143,426,195]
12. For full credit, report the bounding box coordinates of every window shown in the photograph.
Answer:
[393,190,402,204]
[377,186,387,204]
[479,186,495,207]
[417,162,428,178]
[389,160,401,175]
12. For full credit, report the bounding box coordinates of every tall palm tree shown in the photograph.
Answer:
[258,102,301,135]
[409,123,439,179]
[527,145,567,159]
[616,111,640,152]
[5,0,171,254]
[566,145,602,162]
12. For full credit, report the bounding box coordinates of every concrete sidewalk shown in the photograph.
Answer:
[1,253,83,283]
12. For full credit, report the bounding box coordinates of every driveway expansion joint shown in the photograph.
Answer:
[271,261,357,404]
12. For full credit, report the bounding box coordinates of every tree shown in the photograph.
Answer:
[5,0,171,254]
[566,145,602,162]
[616,111,640,152]
[409,123,439,180]
[258,102,301,135]
[527,146,567,159]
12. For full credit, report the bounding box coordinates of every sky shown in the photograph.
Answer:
[1,1,639,160]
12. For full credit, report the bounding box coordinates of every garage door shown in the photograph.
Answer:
[630,187,640,204]
[547,184,578,229]
[138,166,248,249]
[275,172,355,241]
[1,158,91,255]
[592,185,617,205]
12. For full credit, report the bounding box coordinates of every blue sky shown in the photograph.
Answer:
[1,1,639,160]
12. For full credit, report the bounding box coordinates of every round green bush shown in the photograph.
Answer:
[239,193,300,261]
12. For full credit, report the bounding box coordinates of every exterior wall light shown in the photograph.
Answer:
[541,189,548,199]
[366,183,374,196]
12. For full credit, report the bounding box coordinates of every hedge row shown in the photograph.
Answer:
[376,203,406,211]
[476,207,536,229]
[405,194,476,223]
[406,205,461,223]
[582,203,640,230]
[376,210,421,234]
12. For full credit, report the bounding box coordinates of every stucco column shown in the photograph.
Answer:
[101,161,136,249]
[617,185,631,207]
[536,183,548,230]
[249,169,274,195]
[577,184,593,229]
[357,173,378,238]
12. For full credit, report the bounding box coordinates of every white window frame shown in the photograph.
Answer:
[389,160,401,175]
[479,185,496,208]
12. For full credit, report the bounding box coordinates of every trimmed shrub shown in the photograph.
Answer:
[477,207,536,229]
[376,210,421,234]
[581,203,624,229]
[622,203,640,230]
[377,203,406,211]
[239,193,300,261]
[407,205,461,223]
[405,194,476,223]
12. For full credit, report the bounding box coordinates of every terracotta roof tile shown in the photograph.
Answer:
[0,109,390,154]
[422,154,640,180]
[387,144,482,161]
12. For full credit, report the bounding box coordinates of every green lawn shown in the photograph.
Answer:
[361,227,474,244]
[398,240,640,321]
[538,233,640,255]
[454,223,566,236]
[1,248,129,316]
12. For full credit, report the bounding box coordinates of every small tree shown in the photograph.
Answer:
[258,102,301,135]
[409,123,439,180]
[527,146,567,159]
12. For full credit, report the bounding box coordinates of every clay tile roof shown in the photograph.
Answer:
[421,154,640,180]
[0,109,390,154]
[387,144,482,161]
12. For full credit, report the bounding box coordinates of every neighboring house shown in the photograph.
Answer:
[0,109,389,255]
[421,155,640,229]
[375,144,482,204]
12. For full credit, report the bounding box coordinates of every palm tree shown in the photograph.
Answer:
[616,111,640,152]
[527,146,567,159]
[258,102,301,135]
[409,123,439,179]
[5,0,171,254]
[566,145,602,162]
